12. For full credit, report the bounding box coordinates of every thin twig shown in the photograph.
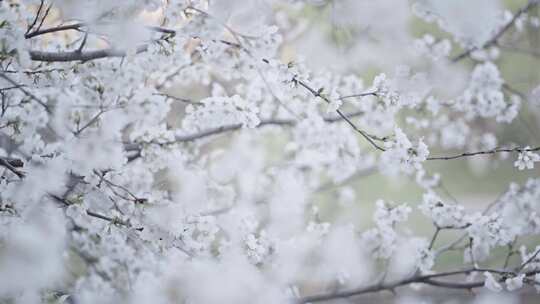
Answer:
[35,2,53,34]
[429,227,441,250]
[427,146,540,161]
[73,109,106,136]
[0,156,25,178]
[293,77,386,151]
[25,23,84,39]
[136,109,367,147]
[0,72,50,112]
[339,91,378,100]
[48,193,143,231]
[25,0,45,35]
[452,1,539,62]
[516,247,540,272]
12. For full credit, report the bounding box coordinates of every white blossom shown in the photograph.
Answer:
[505,274,525,291]
[1,1,539,302]
[484,272,502,292]
[419,192,466,228]
[380,128,429,176]
[514,147,540,170]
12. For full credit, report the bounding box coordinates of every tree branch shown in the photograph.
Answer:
[25,0,45,35]
[25,22,83,39]
[427,146,540,161]
[452,1,539,62]
[0,156,25,178]
[517,248,540,272]
[297,268,539,303]
[133,110,367,149]
[25,23,176,39]
[29,45,148,62]
[0,72,50,112]
[48,193,143,231]
[293,77,387,151]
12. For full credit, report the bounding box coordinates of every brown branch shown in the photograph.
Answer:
[517,248,540,272]
[2,68,66,75]
[35,2,53,34]
[0,156,25,178]
[427,146,540,161]
[93,170,147,204]
[339,91,378,100]
[153,93,200,105]
[297,270,476,303]
[0,157,23,168]
[25,23,177,63]
[25,23,84,38]
[0,72,50,112]
[73,109,106,136]
[293,77,386,151]
[48,193,143,231]
[134,110,367,148]
[297,268,539,303]
[25,23,176,39]
[428,226,441,250]
[25,0,45,35]
[29,45,148,62]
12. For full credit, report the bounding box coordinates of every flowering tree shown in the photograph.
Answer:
[1,0,540,303]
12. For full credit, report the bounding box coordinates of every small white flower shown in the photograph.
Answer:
[514,147,540,170]
[505,274,525,291]
[419,192,466,228]
[484,272,502,292]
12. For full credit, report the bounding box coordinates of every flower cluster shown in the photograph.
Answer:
[418,192,467,228]
[183,95,261,131]
[514,147,540,170]
[455,62,519,123]
[380,128,429,176]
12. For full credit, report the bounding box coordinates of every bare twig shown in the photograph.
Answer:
[516,247,540,272]
[25,23,176,39]
[48,193,143,231]
[35,2,53,34]
[25,23,84,39]
[339,91,378,100]
[136,109,367,147]
[25,0,45,35]
[503,238,518,269]
[428,226,441,250]
[73,108,106,136]
[293,77,386,151]
[452,1,539,62]
[297,267,540,303]
[0,72,50,112]
[427,146,540,161]
[0,156,25,178]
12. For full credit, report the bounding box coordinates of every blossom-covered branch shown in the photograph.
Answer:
[452,0,539,62]
[2,1,540,304]
[298,267,540,303]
